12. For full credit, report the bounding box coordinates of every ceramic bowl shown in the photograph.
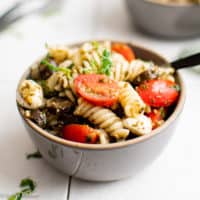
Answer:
[126,0,200,38]
[16,41,186,181]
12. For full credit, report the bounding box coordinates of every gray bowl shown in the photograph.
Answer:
[16,41,186,181]
[126,0,200,38]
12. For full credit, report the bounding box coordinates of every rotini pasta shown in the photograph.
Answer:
[74,98,129,140]
[47,45,69,64]
[110,52,154,82]
[18,41,179,144]
[46,71,69,92]
[98,129,110,144]
[118,81,146,118]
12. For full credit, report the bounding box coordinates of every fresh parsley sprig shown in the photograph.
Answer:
[40,59,58,71]
[99,49,112,76]
[26,150,42,160]
[40,59,73,79]
[91,41,99,50]
[8,178,36,200]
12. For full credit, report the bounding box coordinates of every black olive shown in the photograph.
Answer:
[132,70,158,86]
[126,133,138,140]
[113,104,125,118]
[39,64,52,80]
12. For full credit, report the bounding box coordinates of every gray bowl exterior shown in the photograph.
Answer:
[126,0,200,38]
[16,41,185,181]
[22,117,178,181]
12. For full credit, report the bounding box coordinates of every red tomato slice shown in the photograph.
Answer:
[137,79,179,107]
[63,124,99,144]
[112,43,136,62]
[147,108,166,129]
[74,74,119,107]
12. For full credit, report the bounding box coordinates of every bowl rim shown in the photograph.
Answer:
[16,40,186,151]
[143,0,200,7]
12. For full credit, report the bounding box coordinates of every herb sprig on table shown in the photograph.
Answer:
[8,178,36,200]
[26,150,42,160]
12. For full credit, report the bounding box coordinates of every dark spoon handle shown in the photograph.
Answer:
[170,53,200,70]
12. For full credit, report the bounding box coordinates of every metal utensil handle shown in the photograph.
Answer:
[171,53,200,70]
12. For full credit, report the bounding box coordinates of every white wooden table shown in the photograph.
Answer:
[0,0,200,199]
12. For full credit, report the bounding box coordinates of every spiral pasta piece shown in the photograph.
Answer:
[74,98,129,140]
[111,52,152,82]
[118,82,146,118]
[110,53,129,81]
[46,70,78,102]
[46,71,69,92]
[98,129,110,144]
[59,89,76,103]
[125,59,152,82]
[47,45,69,64]
[70,41,112,75]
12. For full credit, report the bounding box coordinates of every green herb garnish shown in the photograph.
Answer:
[8,178,36,200]
[58,67,72,79]
[89,59,98,68]
[41,59,72,79]
[26,150,42,160]
[41,59,58,71]
[92,41,99,49]
[171,84,180,92]
[20,179,36,193]
[8,192,22,200]
[82,68,93,74]
[99,49,112,76]
[159,107,166,119]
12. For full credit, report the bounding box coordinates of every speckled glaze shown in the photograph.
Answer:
[126,0,200,38]
[16,41,186,181]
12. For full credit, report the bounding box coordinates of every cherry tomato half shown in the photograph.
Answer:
[137,79,179,107]
[74,74,119,107]
[63,124,99,144]
[112,43,136,62]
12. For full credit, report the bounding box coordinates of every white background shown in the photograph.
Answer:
[0,0,200,199]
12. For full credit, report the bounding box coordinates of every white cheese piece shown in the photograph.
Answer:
[18,80,44,109]
[123,115,152,136]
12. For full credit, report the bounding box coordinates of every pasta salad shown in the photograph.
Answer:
[18,41,180,144]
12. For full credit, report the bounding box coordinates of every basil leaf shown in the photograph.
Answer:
[99,49,112,76]
[92,41,99,49]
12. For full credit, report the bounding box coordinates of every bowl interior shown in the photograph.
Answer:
[17,41,186,150]
[144,0,200,7]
